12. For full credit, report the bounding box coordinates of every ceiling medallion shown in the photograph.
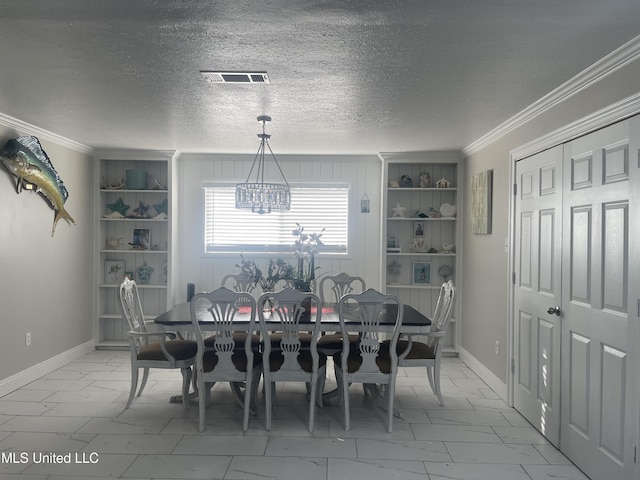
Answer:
[235,115,290,215]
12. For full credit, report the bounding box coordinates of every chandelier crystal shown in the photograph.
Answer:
[235,115,291,214]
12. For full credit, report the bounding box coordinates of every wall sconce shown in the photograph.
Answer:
[361,193,370,213]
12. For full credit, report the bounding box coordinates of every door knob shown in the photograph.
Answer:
[547,306,561,316]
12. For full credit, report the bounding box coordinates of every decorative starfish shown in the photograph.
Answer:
[131,200,150,218]
[392,202,406,217]
[107,198,130,215]
[153,198,168,215]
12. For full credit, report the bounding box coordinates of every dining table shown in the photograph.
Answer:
[154,302,432,333]
[153,301,432,409]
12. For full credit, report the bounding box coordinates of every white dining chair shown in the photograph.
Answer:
[190,287,262,432]
[119,278,197,409]
[317,272,366,353]
[333,288,403,432]
[258,288,326,432]
[387,280,456,405]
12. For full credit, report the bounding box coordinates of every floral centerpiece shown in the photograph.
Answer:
[235,223,324,293]
[263,258,295,291]
[290,223,324,292]
[236,255,294,292]
[235,254,262,286]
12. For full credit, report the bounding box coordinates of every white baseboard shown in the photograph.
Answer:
[458,346,509,404]
[0,340,95,397]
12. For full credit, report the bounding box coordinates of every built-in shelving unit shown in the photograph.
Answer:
[379,151,462,352]
[94,150,174,349]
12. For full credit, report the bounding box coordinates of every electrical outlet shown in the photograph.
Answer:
[25,332,31,347]
[495,340,500,355]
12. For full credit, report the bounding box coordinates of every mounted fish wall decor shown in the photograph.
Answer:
[0,135,75,236]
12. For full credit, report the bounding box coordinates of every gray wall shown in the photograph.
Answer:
[461,58,640,383]
[0,126,94,380]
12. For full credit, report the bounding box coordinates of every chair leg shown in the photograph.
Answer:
[197,368,206,432]
[250,368,262,416]
[386,382,395,433]
[264,372,272,431]
[137,367,150,397]
[427,365,444,406]
[180,367,192,409]
[333,363,345,407]
[316,368,326,408]
[243,373,253,432]
[308,373,317,433]
[126,366,138,409]
[334,367,350,431]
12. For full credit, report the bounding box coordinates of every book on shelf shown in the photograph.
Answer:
[387,247,402,253]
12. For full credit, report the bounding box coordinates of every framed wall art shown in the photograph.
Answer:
[104,260,125,284]
[412,261,431,285]
[131,227,151,250]
[471,169,493,234]
[413,221,425,237]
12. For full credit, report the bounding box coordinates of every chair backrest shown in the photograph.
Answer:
[319,272,366,307]
[119,278,147,333]
[221,272,258,294]
[337,288,403,374]
[119,278,149,351]
[427,280,456,351]
[258,288,323,372]
[190,287,257,373]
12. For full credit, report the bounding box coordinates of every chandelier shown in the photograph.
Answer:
[235,115,291,214]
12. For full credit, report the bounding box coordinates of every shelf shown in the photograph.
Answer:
[101,189,167,193]
[101,249,168,254]
[101,217,168,222]
[380,152,461,354]
[388,187,457,192]
[96,151,174,348]
[387,252,456,257]
[101,284,167,289]
[387,217,456,221]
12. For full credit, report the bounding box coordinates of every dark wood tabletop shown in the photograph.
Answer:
[154,302,431,334]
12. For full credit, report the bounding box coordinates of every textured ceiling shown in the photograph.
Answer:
[0,1,639,154]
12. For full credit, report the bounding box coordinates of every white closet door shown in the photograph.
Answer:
[513,145,563,447]
[560,118,637,480]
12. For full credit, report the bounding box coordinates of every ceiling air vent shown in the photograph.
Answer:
[200,71,270,84]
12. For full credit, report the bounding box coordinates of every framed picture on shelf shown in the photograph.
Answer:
[413,221,425,237]
[412,261,431,285]
[104,260,125,284]
[131,227,151,250]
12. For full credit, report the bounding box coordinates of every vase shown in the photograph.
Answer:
[136,261,154,284]
[293,279,312,292]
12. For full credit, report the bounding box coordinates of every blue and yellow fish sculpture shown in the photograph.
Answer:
[0,135,75,236]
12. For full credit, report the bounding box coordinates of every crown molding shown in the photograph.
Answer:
[463,34,640,157]
[0,113,94,155]
[510,92,640,161]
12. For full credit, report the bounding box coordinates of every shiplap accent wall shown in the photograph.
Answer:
[174,153,382,302]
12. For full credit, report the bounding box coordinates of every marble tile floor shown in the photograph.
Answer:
[0,351,589,480]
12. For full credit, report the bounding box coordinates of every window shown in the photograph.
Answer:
[203,183,349,254]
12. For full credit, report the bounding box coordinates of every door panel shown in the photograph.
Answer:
[513,116,639,480]
[513,145,563,446]
[561,120,634,479]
